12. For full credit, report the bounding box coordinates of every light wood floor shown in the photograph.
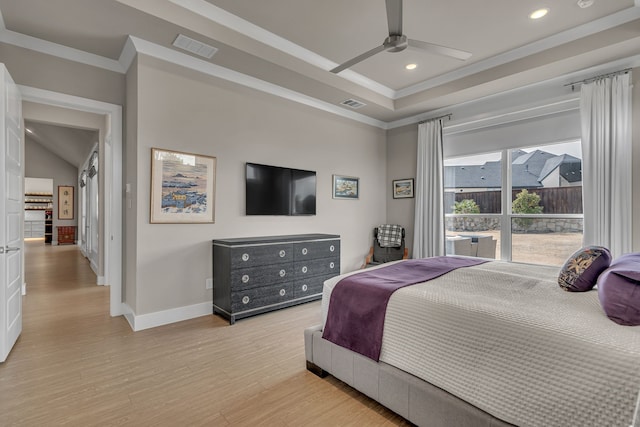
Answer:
[0,240,410,426]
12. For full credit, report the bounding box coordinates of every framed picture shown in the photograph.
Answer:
[332,175,359,199]
[392,178,414,199]
[58,185,74,219]
[150,148,216,223]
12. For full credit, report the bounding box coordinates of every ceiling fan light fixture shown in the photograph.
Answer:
[529,8,549,20]
[405,63,417,70]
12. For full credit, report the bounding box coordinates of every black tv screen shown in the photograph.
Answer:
[246,163,316,215]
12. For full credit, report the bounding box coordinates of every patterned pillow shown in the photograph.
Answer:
[558,246,611,292]
[598,253,640,326]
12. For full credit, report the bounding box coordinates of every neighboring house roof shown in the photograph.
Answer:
[446,150,582,189]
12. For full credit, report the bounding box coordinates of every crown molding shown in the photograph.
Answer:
[395,6,640,99]
[128,36,388,129]
[168,0,395,99]
[0,28,124,73]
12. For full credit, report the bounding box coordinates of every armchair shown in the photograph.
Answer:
[362,225,409,268]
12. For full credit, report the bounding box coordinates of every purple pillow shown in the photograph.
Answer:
[598,253,640,326]
[558,246,611,292]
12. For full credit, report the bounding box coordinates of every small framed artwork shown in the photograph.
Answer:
[58,185,74,219]
[392,178,414,199]
[332,175,359,200]
[150,148,216,223]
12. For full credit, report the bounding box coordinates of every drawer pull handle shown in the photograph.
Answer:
[279,289,286,297]
[302,248,308,255]
[242,253,250,262]
[242,296,250,304]
[330,245,335,252]
[301,266,308,274]
[279,250,286,258]
[242,274,250,283]
[329,262,335,269]
[302,284,308,292]
[279,269,286,277]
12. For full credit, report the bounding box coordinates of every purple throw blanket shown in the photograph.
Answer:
[322,257,488,361]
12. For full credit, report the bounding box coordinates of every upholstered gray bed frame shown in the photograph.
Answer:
[305,325,514,427]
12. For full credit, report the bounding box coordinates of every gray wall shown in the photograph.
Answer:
[25,137,78,241]
[126,55,387,315]
[386,124,418,256]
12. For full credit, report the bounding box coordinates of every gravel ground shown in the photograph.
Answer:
[448,230,583,267]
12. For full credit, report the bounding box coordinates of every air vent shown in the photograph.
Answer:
[340,99,366,109]
[172,34,218,59]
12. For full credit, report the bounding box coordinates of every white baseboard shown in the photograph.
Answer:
[97,275,106,285]
[123,302,212,331]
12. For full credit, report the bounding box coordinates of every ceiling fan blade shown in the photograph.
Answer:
[330,44,386,73]
[386,0,403,36]
[408,39,472,60]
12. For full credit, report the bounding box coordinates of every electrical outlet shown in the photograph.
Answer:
[205,278,213,290]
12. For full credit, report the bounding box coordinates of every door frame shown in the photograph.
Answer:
[20,85,124,317]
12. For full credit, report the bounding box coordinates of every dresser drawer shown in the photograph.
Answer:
[231,263,294,290]
[231,283,294,312]
[293,239,339,260]
[293,273,335,298]
[230,243,293,268]
[294,257,339,278]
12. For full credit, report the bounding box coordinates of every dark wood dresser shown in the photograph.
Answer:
[212,234,340,324]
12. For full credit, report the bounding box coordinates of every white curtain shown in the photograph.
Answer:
[580,72,633,258]
[413,119,445,258]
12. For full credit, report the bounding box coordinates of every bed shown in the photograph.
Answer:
[304,258,640,427]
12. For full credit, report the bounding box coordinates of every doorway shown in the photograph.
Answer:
[20,85,124,317]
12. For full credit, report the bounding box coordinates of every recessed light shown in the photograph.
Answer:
[529,8,549,19]
[577,0,594,8]
[25,128,33,134]
[405,63,417,70]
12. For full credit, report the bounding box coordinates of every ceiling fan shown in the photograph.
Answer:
[330,0,472,74]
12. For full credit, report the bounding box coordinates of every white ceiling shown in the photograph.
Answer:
[1,0,640,125]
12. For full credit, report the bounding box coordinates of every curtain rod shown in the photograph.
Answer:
[418,113,452,124]
[564,68,632,91]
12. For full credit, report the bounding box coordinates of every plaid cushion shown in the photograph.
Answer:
[377,224,403,248]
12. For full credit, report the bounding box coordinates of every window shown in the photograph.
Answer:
[444,141,583,266]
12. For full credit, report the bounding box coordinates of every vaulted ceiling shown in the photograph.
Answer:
[1,0,640,126]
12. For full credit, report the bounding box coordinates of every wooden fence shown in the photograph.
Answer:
[445,186,583,214]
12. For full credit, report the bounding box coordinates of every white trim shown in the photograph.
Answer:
[168,0,640,100]
[1,7,638,130]
[387,52,640,130]
[124,302,211,331]
[443,97,580,136]
[129,36,388,129]
[0,29,124,73]
[396,6,640,99]
[169,0,395,98]
[97,275,106,286]
[0,8,5,30]
[118,36,137,72]
[18,85,125,317]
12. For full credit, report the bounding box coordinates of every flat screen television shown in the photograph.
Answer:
[246,163,316,215]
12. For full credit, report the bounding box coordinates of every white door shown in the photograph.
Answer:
[0,64,23,363]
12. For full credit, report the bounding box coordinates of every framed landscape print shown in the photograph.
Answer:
[58,185,74,219]
[332,175,359,199]
[150,148,216,223]
[392,178,414,199]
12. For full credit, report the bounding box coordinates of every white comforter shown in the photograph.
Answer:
[322,260,640,427]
